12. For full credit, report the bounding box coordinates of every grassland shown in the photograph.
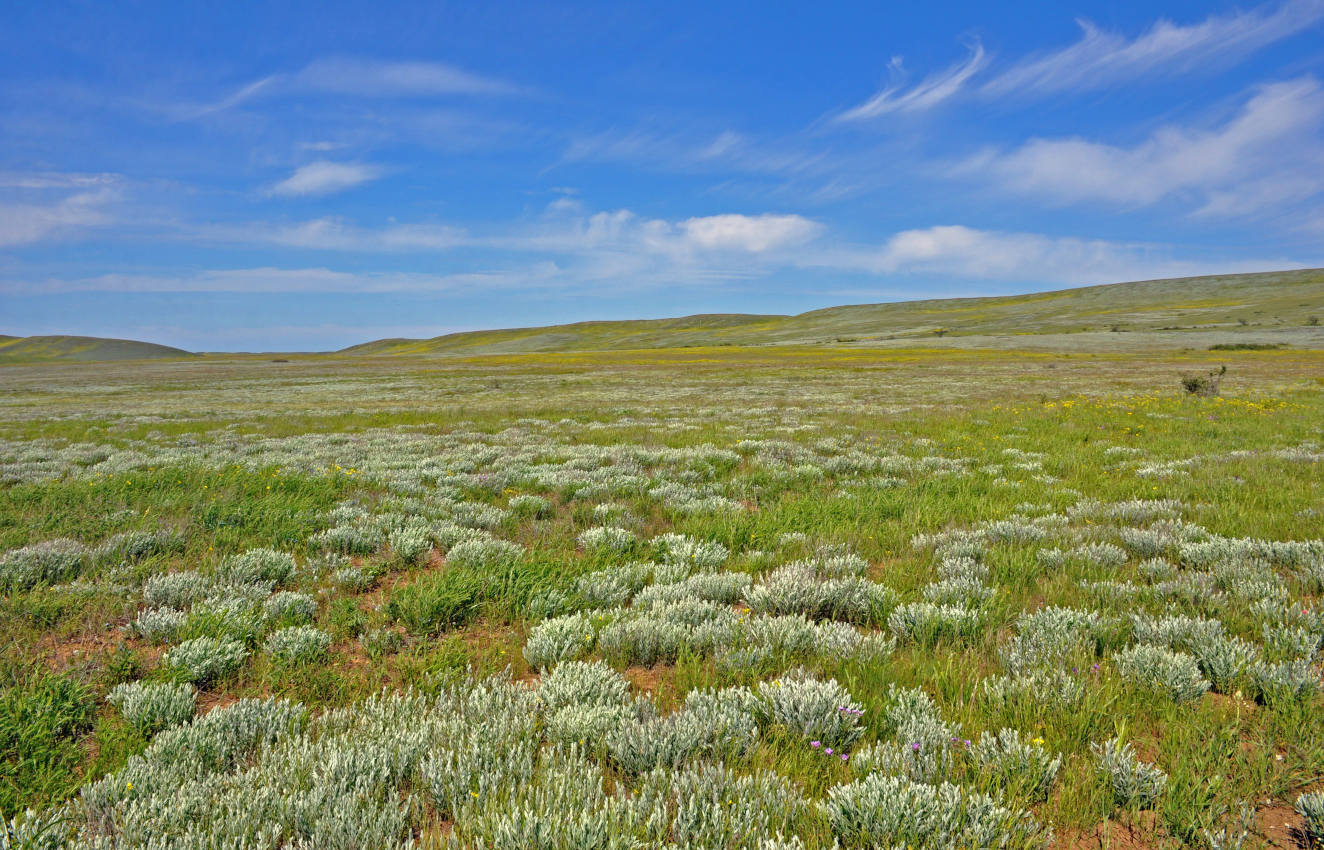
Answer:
[343,268,1324,355]
[0,335,194,364]
[1,300,1323,847]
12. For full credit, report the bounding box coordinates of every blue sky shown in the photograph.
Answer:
[2,1,1323,351]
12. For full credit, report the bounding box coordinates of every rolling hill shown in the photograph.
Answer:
[0,335,195,363]
[343,268,1324,355]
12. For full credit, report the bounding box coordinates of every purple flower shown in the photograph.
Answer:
[911,742,920,752]
[810,741,821,748]
[826,747,834,755]
[841,754,849,761]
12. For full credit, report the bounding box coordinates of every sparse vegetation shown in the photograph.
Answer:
[1,287,1323,845]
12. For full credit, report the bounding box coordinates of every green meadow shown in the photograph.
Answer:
[2,274,1324,848]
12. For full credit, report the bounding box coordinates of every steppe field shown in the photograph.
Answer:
[4,276,1324,850]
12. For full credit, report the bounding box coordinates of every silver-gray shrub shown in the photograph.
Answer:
[216,547,296,586]
[822,772,1052,850]
[1296,791,1324,843]
[652,532,729,570]
[1250,658,1320,704]
[1092,737,1167,810]
[127,606,188,644]
[982,670,1086,714]
[630,761,808,850]
[387,523,432,565]
[573,562,652,608]
[264,626,332,664]
[634,571,751,608]
[922,575,996,608]
[523,611,596,670]
[971,728,1062,802]
[1072,542,1128,568]
[1114,644,1210,703]
[1130,613,1224,652]
[79,697,309,835]
[106,681,197,737]
[607,686,760,776]
[444,744,635,850]
[310,523,380,555]
[537,659,631,714]
[852,685,959,783]
[1189,634,1260,693]
[1261,623,1322,662]
[141,570,214,609]
[262,590,316,625]
[162,636,248,684]
[0,538,89,591]
[745,562,890,623]
[94,529,185,564]
[331,565,372,592]
[446,537,523,570]
[596,599,738,667]
[181,593,263,643]
[756,672,863,750]
[507,493,552,518]
[1000,606,1104,675]
[577,525,635,553]
[889,602,982,646]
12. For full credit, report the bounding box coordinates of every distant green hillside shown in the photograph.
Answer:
[344,268,1324,355]
[0,335,195,363]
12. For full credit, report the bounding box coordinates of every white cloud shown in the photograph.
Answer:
[837,42,987,120]
[292,59,519,97]
[189,58,520,118]
[0,175,120,247]
[833,0,1323,117]
[214,217,468,251]
[0,265,562,295]
[680,214,822,253]
[963,78,1324,213]
[982,0,1324,98]
[807,224,1311,285]
[266,162,385,197]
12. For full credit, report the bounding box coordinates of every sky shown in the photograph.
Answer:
[2,1,1323,351]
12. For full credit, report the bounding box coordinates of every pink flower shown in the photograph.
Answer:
[810,740,821,748]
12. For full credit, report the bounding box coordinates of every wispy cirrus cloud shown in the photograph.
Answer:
[982,0,1324,98]
[265,161,385,197]
[837,0,1324,117]
[185,58,521,119]
[0,172,121,246]
[960,77,1324,214]
[836,42,987,120]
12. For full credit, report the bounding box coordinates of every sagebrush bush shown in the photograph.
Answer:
[106,680,197,737]
[218,548,296,585]
[262,591,317,625]
[1092,737,1167,810]
[162,636,248,684]
[1296,791,1324,844]
[1114,644,1210,703]
[264,626,332,664]
[756,672,863,750]
[822,773,1051,850]
[0,539,89,591]
[971,728,1062,802]
[523,612,596,670]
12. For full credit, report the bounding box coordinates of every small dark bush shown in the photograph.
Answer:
[1180,365,1227,397]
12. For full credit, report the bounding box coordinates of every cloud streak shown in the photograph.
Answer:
[961,77,1324,213]
[982,0,1324,97]
[837,42,987,120]
[837,0,1323,116]
[265,162,385,197]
